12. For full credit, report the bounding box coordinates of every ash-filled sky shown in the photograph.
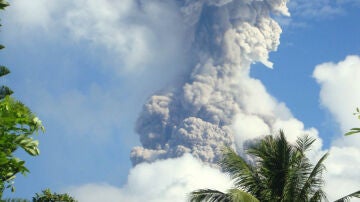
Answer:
[1,0,360,201]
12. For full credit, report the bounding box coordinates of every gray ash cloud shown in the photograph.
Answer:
[131,0,290,166]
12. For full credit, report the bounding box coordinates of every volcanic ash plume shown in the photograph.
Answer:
[131,0,291,166]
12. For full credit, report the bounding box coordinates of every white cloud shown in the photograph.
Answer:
[233,113,270,142]
[313,55,360,201]
[69,154,232,202]
[313,55,360,133]
[68,184,123,202]
[7,0,54,30]
[324,146,360,201]
[63,0,183,72]
[273,118,321,149]
[3,0,192,142]
[5,0,190,77]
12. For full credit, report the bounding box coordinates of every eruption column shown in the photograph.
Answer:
[131,0,290,166]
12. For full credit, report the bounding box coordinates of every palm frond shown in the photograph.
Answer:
[283,160,305,201]
[299,152,329,200]
[334,190,360,202]
[219,147,262,196]
[189,189,230,202]
[309,189,328,202]
[296,134,316,153]
[247,130,293,199]
[228,189,260,202]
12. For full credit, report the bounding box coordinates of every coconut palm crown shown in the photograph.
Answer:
[189,130,360,202]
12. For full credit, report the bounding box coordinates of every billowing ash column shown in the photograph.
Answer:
[131,0,289,166]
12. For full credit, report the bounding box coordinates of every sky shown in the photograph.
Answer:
[1,0,360,201]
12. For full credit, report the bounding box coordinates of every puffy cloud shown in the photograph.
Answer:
[6,0,56,30]
[324,146,360,200]
[313,55,360,201]
[69,154,231,202]
[232,113,270,142]
[2,0,193,142]
[63,0,188,73]
[67,184,123,202]
[5,0,189,77]
[313,55,360,132]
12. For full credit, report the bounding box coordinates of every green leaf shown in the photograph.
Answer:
[0,86,14,99]
[345,131,360,136]
[0,65,10,77]
[345,128,360,136]
[0,1,9,10]
[229,189,260,202]
[0,96,44,195]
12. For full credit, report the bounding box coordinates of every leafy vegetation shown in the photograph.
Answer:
[0,1,11,98]
[189,130,360,202]
[32,189,77,202]
[0,96,44,196]
[0,0,44,198]
[1,189,77,202]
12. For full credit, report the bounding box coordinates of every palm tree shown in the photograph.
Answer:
[334,190,360,202]
[189,130,360,202]
[344,107,360,136]
[190,189,260,202]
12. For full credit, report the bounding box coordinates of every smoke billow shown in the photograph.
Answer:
[131,0,292,165]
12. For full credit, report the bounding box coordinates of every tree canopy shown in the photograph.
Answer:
[32,189,77,202]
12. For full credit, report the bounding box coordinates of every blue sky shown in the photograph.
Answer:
[254,4,360,140]
[1,0,360,201]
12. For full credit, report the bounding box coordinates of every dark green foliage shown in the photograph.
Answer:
[0,66,10,77]
[190,189,259,202]
[227,131,328,201]
[0,0,9,10]
[0,66,13,99]
[190,130,360,202]
[0,0,11,100]
[32,189,77,202]
[0,86,13,100]
[190,189,232,202]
